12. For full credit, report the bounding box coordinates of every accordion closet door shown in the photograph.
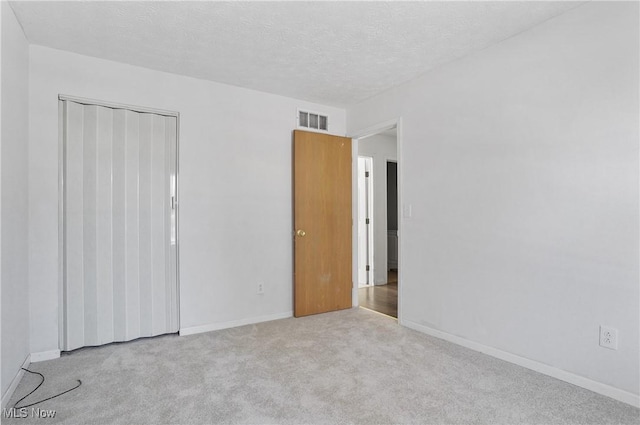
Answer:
[61,99,178,351]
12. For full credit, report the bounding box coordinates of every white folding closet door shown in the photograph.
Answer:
[61,100,178,351]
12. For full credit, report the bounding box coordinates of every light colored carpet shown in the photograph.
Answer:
[4,308,639,424]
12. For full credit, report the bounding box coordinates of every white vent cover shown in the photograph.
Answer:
[298,110,328,131]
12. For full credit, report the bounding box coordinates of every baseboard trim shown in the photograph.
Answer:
[30,349,61,363]
[403,320,640,408]
[179,311,293,337]
[1,354,30,408]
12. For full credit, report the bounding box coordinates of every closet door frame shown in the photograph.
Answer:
[57,94,180,350]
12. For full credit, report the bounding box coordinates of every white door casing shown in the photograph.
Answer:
[357,156,374,287]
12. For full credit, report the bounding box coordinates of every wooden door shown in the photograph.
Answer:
[294,130,352,317]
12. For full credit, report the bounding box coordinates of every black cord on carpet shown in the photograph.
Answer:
[13,368,81,409]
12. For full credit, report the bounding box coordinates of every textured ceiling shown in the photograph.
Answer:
[10,1,584,107]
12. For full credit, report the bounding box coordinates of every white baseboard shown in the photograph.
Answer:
[1,354,30,409]
[403,320,640,408]
[179,311,293,337]
[30,349,60,363]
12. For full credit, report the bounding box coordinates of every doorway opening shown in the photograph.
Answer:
[354,126,399,319]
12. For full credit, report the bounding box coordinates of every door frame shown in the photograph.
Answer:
[357,156,374,287]
[349,118,403,323]
[57,94,181,349]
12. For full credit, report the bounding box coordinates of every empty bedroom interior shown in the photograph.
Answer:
[1,0,639,423]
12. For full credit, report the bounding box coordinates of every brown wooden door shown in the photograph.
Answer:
[293,130,352,317]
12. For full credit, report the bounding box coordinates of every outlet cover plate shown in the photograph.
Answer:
[599,325,618,350]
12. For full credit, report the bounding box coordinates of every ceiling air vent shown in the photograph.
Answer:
[298,110,328,132]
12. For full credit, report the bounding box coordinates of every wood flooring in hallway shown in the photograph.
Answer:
[358,270,398,318]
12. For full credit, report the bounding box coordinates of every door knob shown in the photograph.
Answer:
[296,229,306,237]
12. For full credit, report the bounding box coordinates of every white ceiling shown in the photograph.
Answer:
[10,1,584,107]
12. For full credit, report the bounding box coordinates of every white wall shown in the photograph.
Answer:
[358,133,397,284]
[1,1,30,398]
[348,1,639,399]
[28,45,346,353]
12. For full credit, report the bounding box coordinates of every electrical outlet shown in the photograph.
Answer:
[257,283,264,295]
[599,325,618,350]
[403,203,412,218]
